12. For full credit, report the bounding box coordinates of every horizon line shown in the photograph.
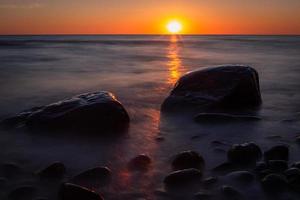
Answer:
[0,33,300,37]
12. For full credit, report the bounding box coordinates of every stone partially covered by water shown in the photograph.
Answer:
[161,65,262,112]
[1,91,129,133]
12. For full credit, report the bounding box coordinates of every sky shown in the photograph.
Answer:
[0,0,299,35]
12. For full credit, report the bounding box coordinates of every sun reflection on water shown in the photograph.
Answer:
[167,35,183,85]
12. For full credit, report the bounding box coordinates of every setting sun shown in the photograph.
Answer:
[167,20,182,34]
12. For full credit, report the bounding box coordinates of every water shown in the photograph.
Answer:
[0,35,300,199]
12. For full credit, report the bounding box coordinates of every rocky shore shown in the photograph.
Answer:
[1,65,300,200]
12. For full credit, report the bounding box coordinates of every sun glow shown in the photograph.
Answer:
[167,20,182,34]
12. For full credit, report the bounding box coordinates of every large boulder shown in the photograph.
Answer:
[161,65,261,112]
[1,91,129,133]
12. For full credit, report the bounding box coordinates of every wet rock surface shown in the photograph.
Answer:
[59,183,103,200]
[1,91,129,133]
[171,150,205,171]
[161,65,262,112]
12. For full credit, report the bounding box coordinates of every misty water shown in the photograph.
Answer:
[0,35,300,199]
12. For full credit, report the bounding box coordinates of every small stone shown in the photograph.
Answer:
[1,162,21,179]
[203,177,218,187]
[264,145,289,161]
[155,136,165,141]
[194,191,212,200]
[128,154,151,171]
[267,160,288,172]
[8,186,36,200]
[255,162,268,172]
[70,167,111,189]
[291,161,300,169]
[164,168,202,189]
[285,168,300,179]
[257,169,274,179]
[59,183,103,200]
[221,185,241,199]
[172,151,205,171]
[226,171,255,183]
[37,162,66,179]
[0,177,7,188]
[261,174,288,192]
[285,168,300,191]
[227,143,262,165]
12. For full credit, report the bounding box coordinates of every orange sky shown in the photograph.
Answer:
[0,0,299,35]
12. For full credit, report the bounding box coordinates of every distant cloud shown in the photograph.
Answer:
[0,0,44,9]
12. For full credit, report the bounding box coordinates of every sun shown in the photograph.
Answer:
[167,20,182,34]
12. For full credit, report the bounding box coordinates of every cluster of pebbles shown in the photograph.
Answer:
[1,143,300,200]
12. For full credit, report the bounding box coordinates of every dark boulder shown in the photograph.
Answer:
[264,145,289,161]
[59,183,103,200]
[128,154,151,171]
[164,168,202,189]
[70,167,111,189]
[36,162,66,179]
[171,151,205,171]
[1,91,129,133]
[227,143,262,165]
[291,161,300,169]
[285,168,300,191]
[161,65,261,112]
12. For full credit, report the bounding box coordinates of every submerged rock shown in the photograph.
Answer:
[164,168,202,189]
[194,113,261,123]
[59,183,103,200]
[227,142,262,165]
[128,154,151,171]
[171,151,205,171]
[37,162,66,179]
[1,91,129,133]
[161,65,262,112]
[264,145,289,161]
[70,167,111,189]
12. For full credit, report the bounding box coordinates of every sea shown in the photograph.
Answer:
[0,35,300,199]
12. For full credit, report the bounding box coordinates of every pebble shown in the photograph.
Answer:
[264,145,289,161]
[267,160,288,172]
[70,167,111,189]
[227,142,262,165]
[261,174,288,192]
[221,185,241,199]
[171,151,205,171]
[128,154,151,171]
[226,171,255,183]
[164,168,202,189]
[8,185,36,200]
[37,161,66,179]
[59,183,103,200]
